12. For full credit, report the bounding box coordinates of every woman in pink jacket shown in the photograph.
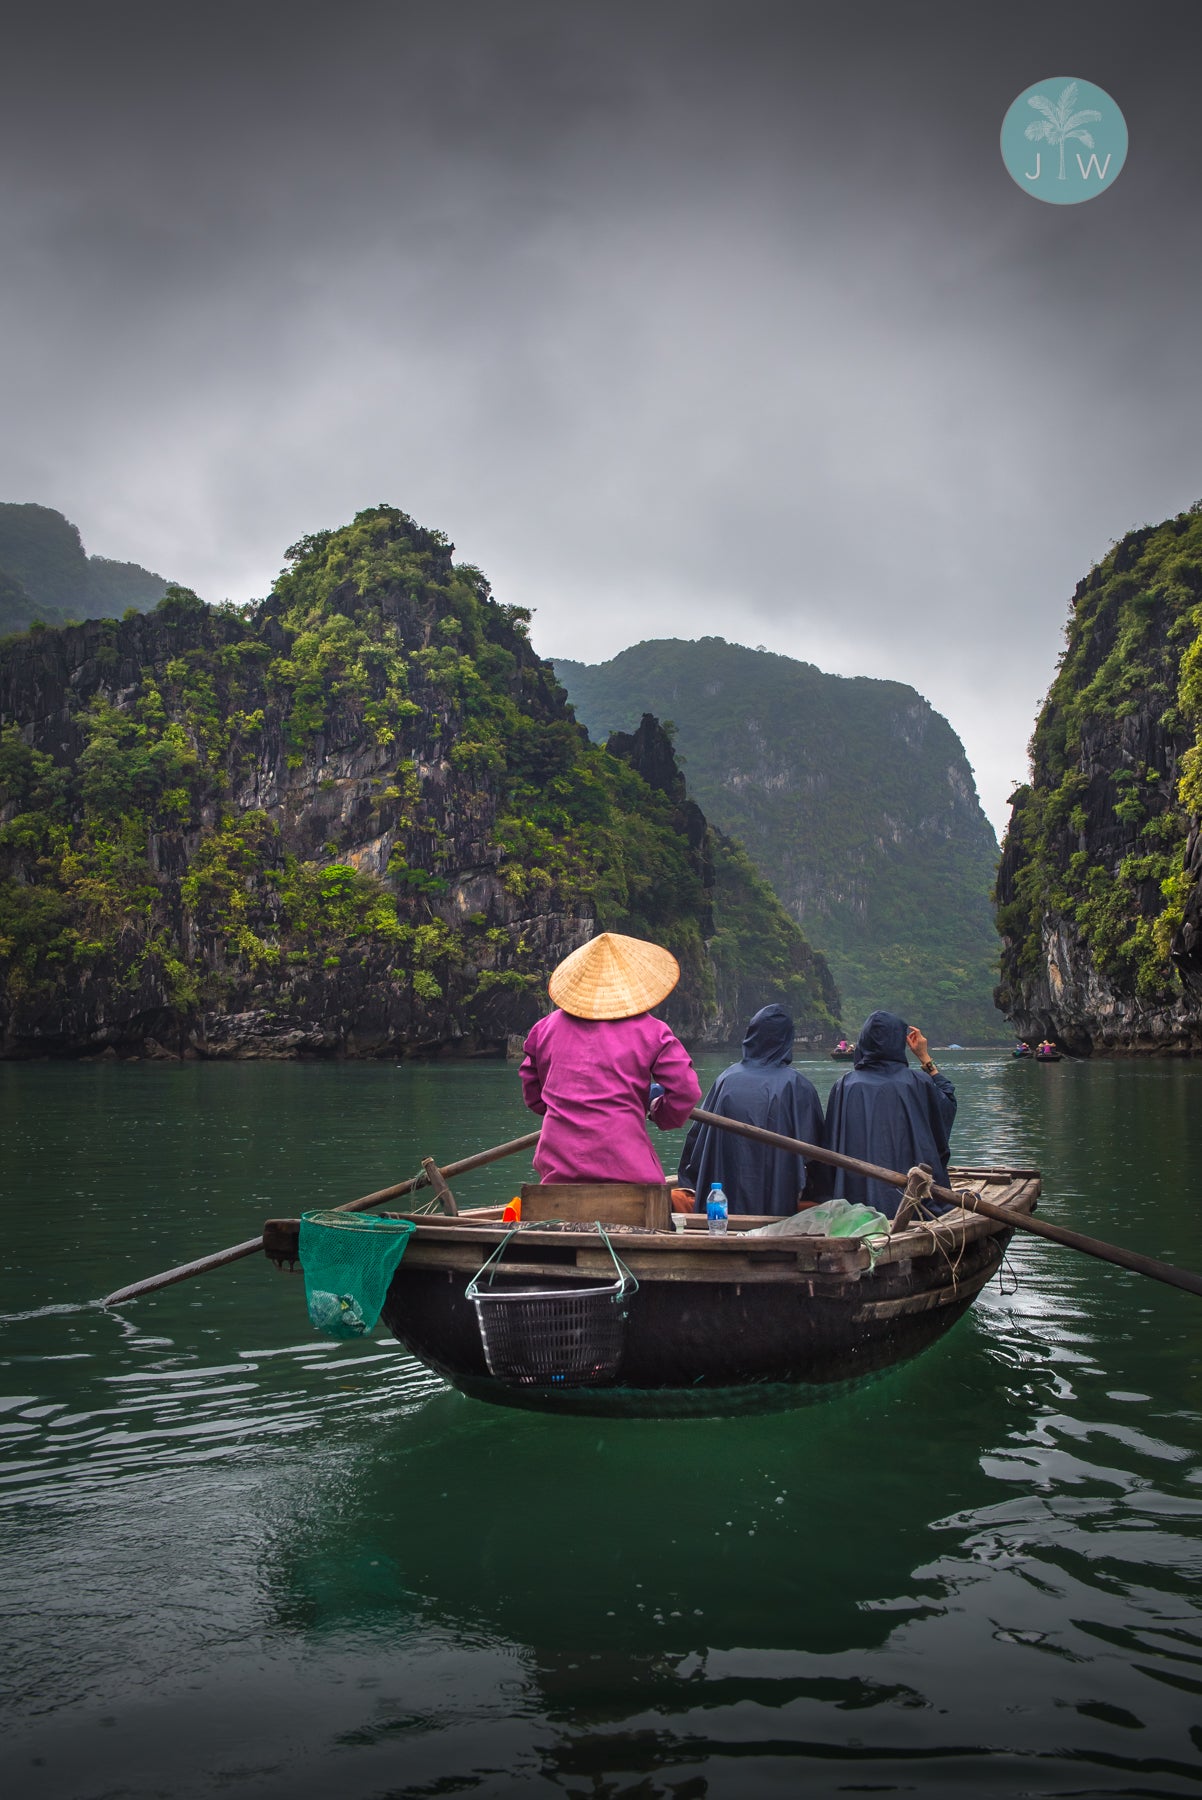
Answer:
[519,933,701,1183]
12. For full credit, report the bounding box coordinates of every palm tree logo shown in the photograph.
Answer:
[1024,81,1103,180]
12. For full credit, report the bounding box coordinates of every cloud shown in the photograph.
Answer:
[1,1,1199,835]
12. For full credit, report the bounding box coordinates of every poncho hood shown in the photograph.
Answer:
[742,1005,794,1066]
[853,1010,909,1069]
[678,1005,825,1216]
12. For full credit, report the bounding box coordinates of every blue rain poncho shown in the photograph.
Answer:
[824,1011,957,1219]
[678,1005,826,1216]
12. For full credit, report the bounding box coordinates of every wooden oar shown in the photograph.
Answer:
[688,1106,1202,1301]
[102,1129,541,1307]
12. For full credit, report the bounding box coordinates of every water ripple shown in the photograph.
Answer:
[0,1337,449,1511]
[4,1054,1202,1795]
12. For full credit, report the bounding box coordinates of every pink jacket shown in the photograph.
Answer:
[520,1009,701,1183]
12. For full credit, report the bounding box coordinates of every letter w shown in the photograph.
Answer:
[1076,152,1112,180]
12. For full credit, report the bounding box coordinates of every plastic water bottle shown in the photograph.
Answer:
[706,1182,729,1236]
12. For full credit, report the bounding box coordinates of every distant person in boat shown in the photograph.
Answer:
[824,1011,957,1219]
[519,932,701,1185]
[1038,1040,1055,1056]
[676,1004,826,1216]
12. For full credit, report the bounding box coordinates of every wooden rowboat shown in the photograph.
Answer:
[264,1164,1039,1417]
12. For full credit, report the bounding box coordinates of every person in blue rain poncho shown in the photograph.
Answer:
[824,1010,957,1219]
[677,1004,826,1216]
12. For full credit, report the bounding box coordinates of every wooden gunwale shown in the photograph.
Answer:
[264,1168,1039,1294]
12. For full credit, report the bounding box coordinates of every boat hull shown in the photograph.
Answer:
[266,1168,1038,1417]
[380,1237,1004,1415]
[370,1170,1036,1416]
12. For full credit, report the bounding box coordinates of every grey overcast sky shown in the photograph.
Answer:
[3,0,1200,836]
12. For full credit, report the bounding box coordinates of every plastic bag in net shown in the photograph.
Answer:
[298,1211,416,1340]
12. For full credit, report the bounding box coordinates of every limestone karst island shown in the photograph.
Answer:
[0,500,978,1058]
[5,497,1202,1059]
[996,503,1202,1053]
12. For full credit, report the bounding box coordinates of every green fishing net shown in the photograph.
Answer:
[299,1211,416,1339]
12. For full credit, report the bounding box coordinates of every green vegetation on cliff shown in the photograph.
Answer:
[0,508,837,1055]
[557,640,1001,1041]
[603,712,840,1035]
[707,829,841,1032]
[996,504,1202,1024]
[0,503,168,635]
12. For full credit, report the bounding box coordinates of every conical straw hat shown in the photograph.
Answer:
[548,932,680,1021]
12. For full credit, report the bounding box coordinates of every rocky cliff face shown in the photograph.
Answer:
[0,507,838,1058]
[557,639,1001,1042]
[995,505,1202,1053]
[606,714,841,1041]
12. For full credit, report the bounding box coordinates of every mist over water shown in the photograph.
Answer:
[2,1053,1201,1797]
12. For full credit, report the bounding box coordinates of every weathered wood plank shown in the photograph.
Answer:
[266,1177,1035,1282]
[871,1180,1038,1266]
[851,1260,999,1321]
[948,1165,1043,1180]
[403,1245,859,1287]
[521,1182,672,1229]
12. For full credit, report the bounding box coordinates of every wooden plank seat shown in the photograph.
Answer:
[520,1182,671,1231]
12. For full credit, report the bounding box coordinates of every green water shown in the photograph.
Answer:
[2,1052,1201,1798]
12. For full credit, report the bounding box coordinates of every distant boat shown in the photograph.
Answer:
[1036,1045,1063,1063]
[830,1041,856,1062]
[1013,1042,1032,1059]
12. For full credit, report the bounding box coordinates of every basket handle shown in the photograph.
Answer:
[464,1222,639,1300]
[465,1227,521,1300]
[596,1223,639,1298]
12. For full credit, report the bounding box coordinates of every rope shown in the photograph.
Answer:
[899,1171,973,1292]
[996,1232,1021,1297]
[401,1163,446,1215]
[908,1166,935,1209]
